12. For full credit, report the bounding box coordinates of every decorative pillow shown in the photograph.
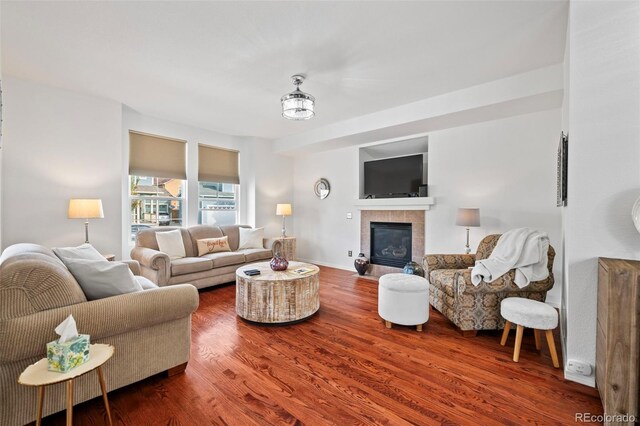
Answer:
[53,243,107,262]
[135,275,158,290]
[62,258,143,300]
[197,236,231,256]
[238,227,264,250]
[156,229,186,259]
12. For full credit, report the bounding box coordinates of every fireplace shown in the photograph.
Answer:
[370,222,412,268]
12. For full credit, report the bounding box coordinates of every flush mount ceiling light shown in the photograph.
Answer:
[281,74,315,120]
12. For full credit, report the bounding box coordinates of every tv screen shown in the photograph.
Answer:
[364,154,423,197]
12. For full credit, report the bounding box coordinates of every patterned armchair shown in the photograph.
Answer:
[424,234,555,336]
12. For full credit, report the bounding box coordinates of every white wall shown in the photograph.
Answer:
[2,76,123,254]
[559,14,570,366]
[0,80,293,259]
[292,109,563,302]
[122,108,239,257]
[122,109,293,257]
[293,146,360,269]
[425,109,562,305]
[239,136,294,238]
[563,0,640,387]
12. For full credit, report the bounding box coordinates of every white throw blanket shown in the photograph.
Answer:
[471,228,549,288]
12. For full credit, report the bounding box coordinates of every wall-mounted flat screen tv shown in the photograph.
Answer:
[364,154,423,198]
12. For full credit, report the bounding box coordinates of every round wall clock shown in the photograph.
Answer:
[314,178,330,199]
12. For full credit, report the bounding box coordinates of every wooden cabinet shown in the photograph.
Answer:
[597,258,640,425]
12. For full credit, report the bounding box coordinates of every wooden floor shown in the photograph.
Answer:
[45,266,603,425]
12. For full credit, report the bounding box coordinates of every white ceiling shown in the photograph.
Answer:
[1,1,568,139]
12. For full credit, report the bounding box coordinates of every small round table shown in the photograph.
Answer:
[236,261,320,323]
[18,343,114,426]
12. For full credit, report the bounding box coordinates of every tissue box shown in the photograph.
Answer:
[46,334,90,373]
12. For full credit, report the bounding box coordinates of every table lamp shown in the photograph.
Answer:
[456,208,480,254]
[276,203,292,238]
[68,199,104,243]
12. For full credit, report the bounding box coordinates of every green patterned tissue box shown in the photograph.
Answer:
[46,334,90,372]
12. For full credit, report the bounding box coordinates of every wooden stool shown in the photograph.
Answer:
[499,298,560,368]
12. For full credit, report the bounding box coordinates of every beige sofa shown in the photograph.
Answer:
[0,243,199,426]
[131,224,273,288]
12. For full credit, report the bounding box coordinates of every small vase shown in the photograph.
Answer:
[354,253,369,276]
[270,242,289,271]
[403,261,425,277]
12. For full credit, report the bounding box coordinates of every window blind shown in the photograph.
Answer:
[198,144,240,184]
[129,131,187,180]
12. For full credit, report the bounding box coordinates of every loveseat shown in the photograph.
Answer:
[424,234,555,335]
[131,224,274,288]
[0,243,199,426]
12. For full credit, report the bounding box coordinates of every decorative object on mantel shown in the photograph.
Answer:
[270,240,289,271]
[354,253,370,276]
[556,132,568,207]
[68,199,104,244]
[456,208,480,254]
[276,203,292,237]
[403,261,425,277]
[632,196,640,233]
[281,74,315,120]
[314,178,330,199]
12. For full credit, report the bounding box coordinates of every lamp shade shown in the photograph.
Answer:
[456,208,480,227]
[276,204,292,216]
[68,199,104,219]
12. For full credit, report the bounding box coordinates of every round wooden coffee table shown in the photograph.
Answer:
[236,261,320,323]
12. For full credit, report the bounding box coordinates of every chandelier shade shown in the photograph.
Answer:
[281,75,315,120]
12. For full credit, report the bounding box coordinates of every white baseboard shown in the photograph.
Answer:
[564,369,595,388]
[297,258,353,272]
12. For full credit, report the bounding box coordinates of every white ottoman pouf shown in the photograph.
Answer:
[500,297,560,368]
[378,273,429,332]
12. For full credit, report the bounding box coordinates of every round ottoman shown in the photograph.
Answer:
[500,297,560,368]
[378,273,429,332]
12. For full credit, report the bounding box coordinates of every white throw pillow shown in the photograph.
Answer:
[62,258,143,300]
[135,275,158,290]
[53,243,106,262]
[156,229,186,259]
[238,227,264,250]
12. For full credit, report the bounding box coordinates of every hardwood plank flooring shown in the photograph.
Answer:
[42,266,603,425]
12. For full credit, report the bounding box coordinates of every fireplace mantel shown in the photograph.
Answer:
[354,197,435,211]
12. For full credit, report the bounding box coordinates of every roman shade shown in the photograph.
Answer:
[129,131,187,179]
[198,144,240,184]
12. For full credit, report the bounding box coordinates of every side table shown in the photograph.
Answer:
[18,343,114,426]
[102,254,116,262]
[267,236,296,261]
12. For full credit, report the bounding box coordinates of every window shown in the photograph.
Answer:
[130,176,184,241]
[197,144,240,226]
[127,133,241,240]
[198,182,238,225]
[128,131,187,242]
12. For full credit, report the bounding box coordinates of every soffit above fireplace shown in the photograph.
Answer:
[354,197,435,211]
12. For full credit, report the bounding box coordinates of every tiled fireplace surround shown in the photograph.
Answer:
[360,210,425,276]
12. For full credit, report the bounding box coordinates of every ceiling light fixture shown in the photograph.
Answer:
[281,74,315,120]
